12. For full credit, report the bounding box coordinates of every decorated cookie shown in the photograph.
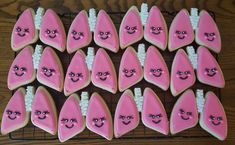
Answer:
[119,6,143,49]
[197,46,225,88]
[91,48,117,94]
[114,90,139,138]
[168,9,194,51]
[142,88,169,135]
[8,46,36,90]
[196,10,221,53]
[67,10,92,54]
[64,50,90,96]
[199,92,227,140]
[170,49,196,96]
[11,8,37,51]
[86,93,113,140]
[58,94,85,142]
[170,89,198,134]
[144,6,168,50]
[119,47,143,92]
[37,47,64,92]
[144,46,169,91]
[31,86,57,135]
[94,10,119,53]
[1,88,29,135]
[40,9,66,52]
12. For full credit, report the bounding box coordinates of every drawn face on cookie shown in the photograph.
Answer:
[119,115,134,125]
[15,26,29,37]
[176,70,191,80]
[96,71,110,81]
[71,30,84,40]
[61,118,78,129]
[209,115,223,126]
[98,31,111,40]
[125,26,137,34]
[69,72,83,82]
[178,109,193,120]
[205,67,217,77]
[150,68,163,78]
[122,68,136,78]
[204,32,216,42]
[175,30,187,40]
[12,65,27,77]
[148,113,162,124]
[34,110,49,120]
[92,117,106,128]
[5,109,21,120]
[150,26,163,35]
[41,66,55,77]
[45,29,58,39]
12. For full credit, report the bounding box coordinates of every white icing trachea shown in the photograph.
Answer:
[80,92,89,116]
[25,86,34,112]
[140,3,149,26]
[33,45,43,69]
[85,47,95,71]
[186,46,198,69]
[88,8,97,32]
[134,88,144,112]
[35,7,45,30]
[196,89,205,113]
[190,8,199,30]
[137,43,146,66]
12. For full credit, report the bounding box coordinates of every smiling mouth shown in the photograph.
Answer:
[127,31,135,34]
[99,77,107,81]
[71,78,80,82]
[8,115,17,120]
[181,116,190,120]
[73,36,81,40]
[211,121,221,126]
[207,37,215,42]
[44,73,53,77]
[124,74,134,78]
[152,73,162,77]
[95,123,104,128]
[49,35,56,39]
[15,72,24,77]
[17,33,26,37]
[65,124,74,129]
[177,36,185,39]
[38,116,47,120]
[122,121,131,125]
[152,31,161,35]
[100,36,109,40]
[179,76,188,80]
[207,72,216,77]
[152,120,161,124]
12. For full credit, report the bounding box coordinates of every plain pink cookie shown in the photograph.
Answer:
[64,50,90,96]
[11,8,37,51]
[40,9,66,52]
[144,6,168,50]
[67,10,92,54]
[168,9,194,51]
[31,86,57,135]
[114,90,139,138]
[8,46,36,90]
[91,48,117,94]
[119,47,143,92]
[1,88,29,135]
[196,10,221,53]
[170,89,198,134]
[144,46,169,91]
[142,88,169,135]
[94,10,119,53]
[37,47,64,92]
[197,46,225,88]
[170,49,196,96]
[86,93,113,140]
[119,6,143,49]
[58,94,85,142]
[199,92,227,140]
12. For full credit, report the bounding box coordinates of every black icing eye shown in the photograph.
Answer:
[48,69,55,73]
[119,115,125,120]
[61,118,69,122]
[93,118,99,122]
[176,30,181,34]
[76,73,83,77]
[132,26,137,30]
[205,68,210,72]
[16,27,22,32]
[43,111,49,115]
[14,111,21,115]
[78,32,84,36]
[125,26,130,30]
[150,68,156,73]
[123,68,128,73]
[100,117,106,121]
[52,29,58,34]
[209,115,216,120]
[99,31,104,35]
[186,112,192,116]
[177,71,183,75]
[217,117,223,121]
[150,26,156,30]
[180,109,185,114]
[105,32,110,35]
[130,69,136,73]
[42,67,48,72]
[45,29,51,34]
[97,72,103,76]
[6,110,13,115]
[184,71,191,75]
[72,30,77,35]
[156,113,162,118]
[70,118,77,123]
[35,110,41,115]
[69,72,75,77]
[20,67,27,71]
[157,68,162,72]
[182,31,187,34]
[24,28,29,33]
[211,68,217,72]
[149,114,155,119]
[157,27,162,31]
[13,65,19,71]
[127,116,133,120]
[103,72,110,76]
[210,33,215,36]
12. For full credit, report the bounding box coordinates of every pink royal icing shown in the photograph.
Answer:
[94,10,119,53]
[119,6,143,49]
[144,46,169,91]
[144,6,168,50]
[67,10,92,54]
[8,46,36,90]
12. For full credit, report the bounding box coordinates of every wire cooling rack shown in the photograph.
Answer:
[9,10,220,141]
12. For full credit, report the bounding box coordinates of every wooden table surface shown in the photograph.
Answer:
[0,0,235,144]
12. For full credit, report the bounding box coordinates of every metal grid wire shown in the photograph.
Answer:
[9,10,220,141]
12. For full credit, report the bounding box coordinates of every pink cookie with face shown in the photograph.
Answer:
[144,6,168,50]
[11,8,37,51]
[170,89,198,134]
[114,90,139,138]
[40,9,66,52]
[119,6,143,49]
[94,10,119,53]
[8,46,36,90]
[67,10,92,54]
[86,93,113,140]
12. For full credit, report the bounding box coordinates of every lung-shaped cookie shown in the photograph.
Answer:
[170,49,196,96]
[196,10,221,53]
[11,8,37,51]
[114,90,139,138]
[144,46,169,91]
[86,93,113,140]
[91,48,117,94]
[119,47,143,92]
[199,92,227,140]
[31,86,57,135]
[144,6,167,50]
[119,6,143,49]
[168,9,194,51]
[37,47,64,92]
[8,46,36,90]
[170,89,198,134]
[67,10,92,54]
[94,10,119,53]
[40,9,66,52]
[64,50,90,96]
[1,88,29,135]
[142,88,169,135]
[58,94,85,142]
[197,46,225,88]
